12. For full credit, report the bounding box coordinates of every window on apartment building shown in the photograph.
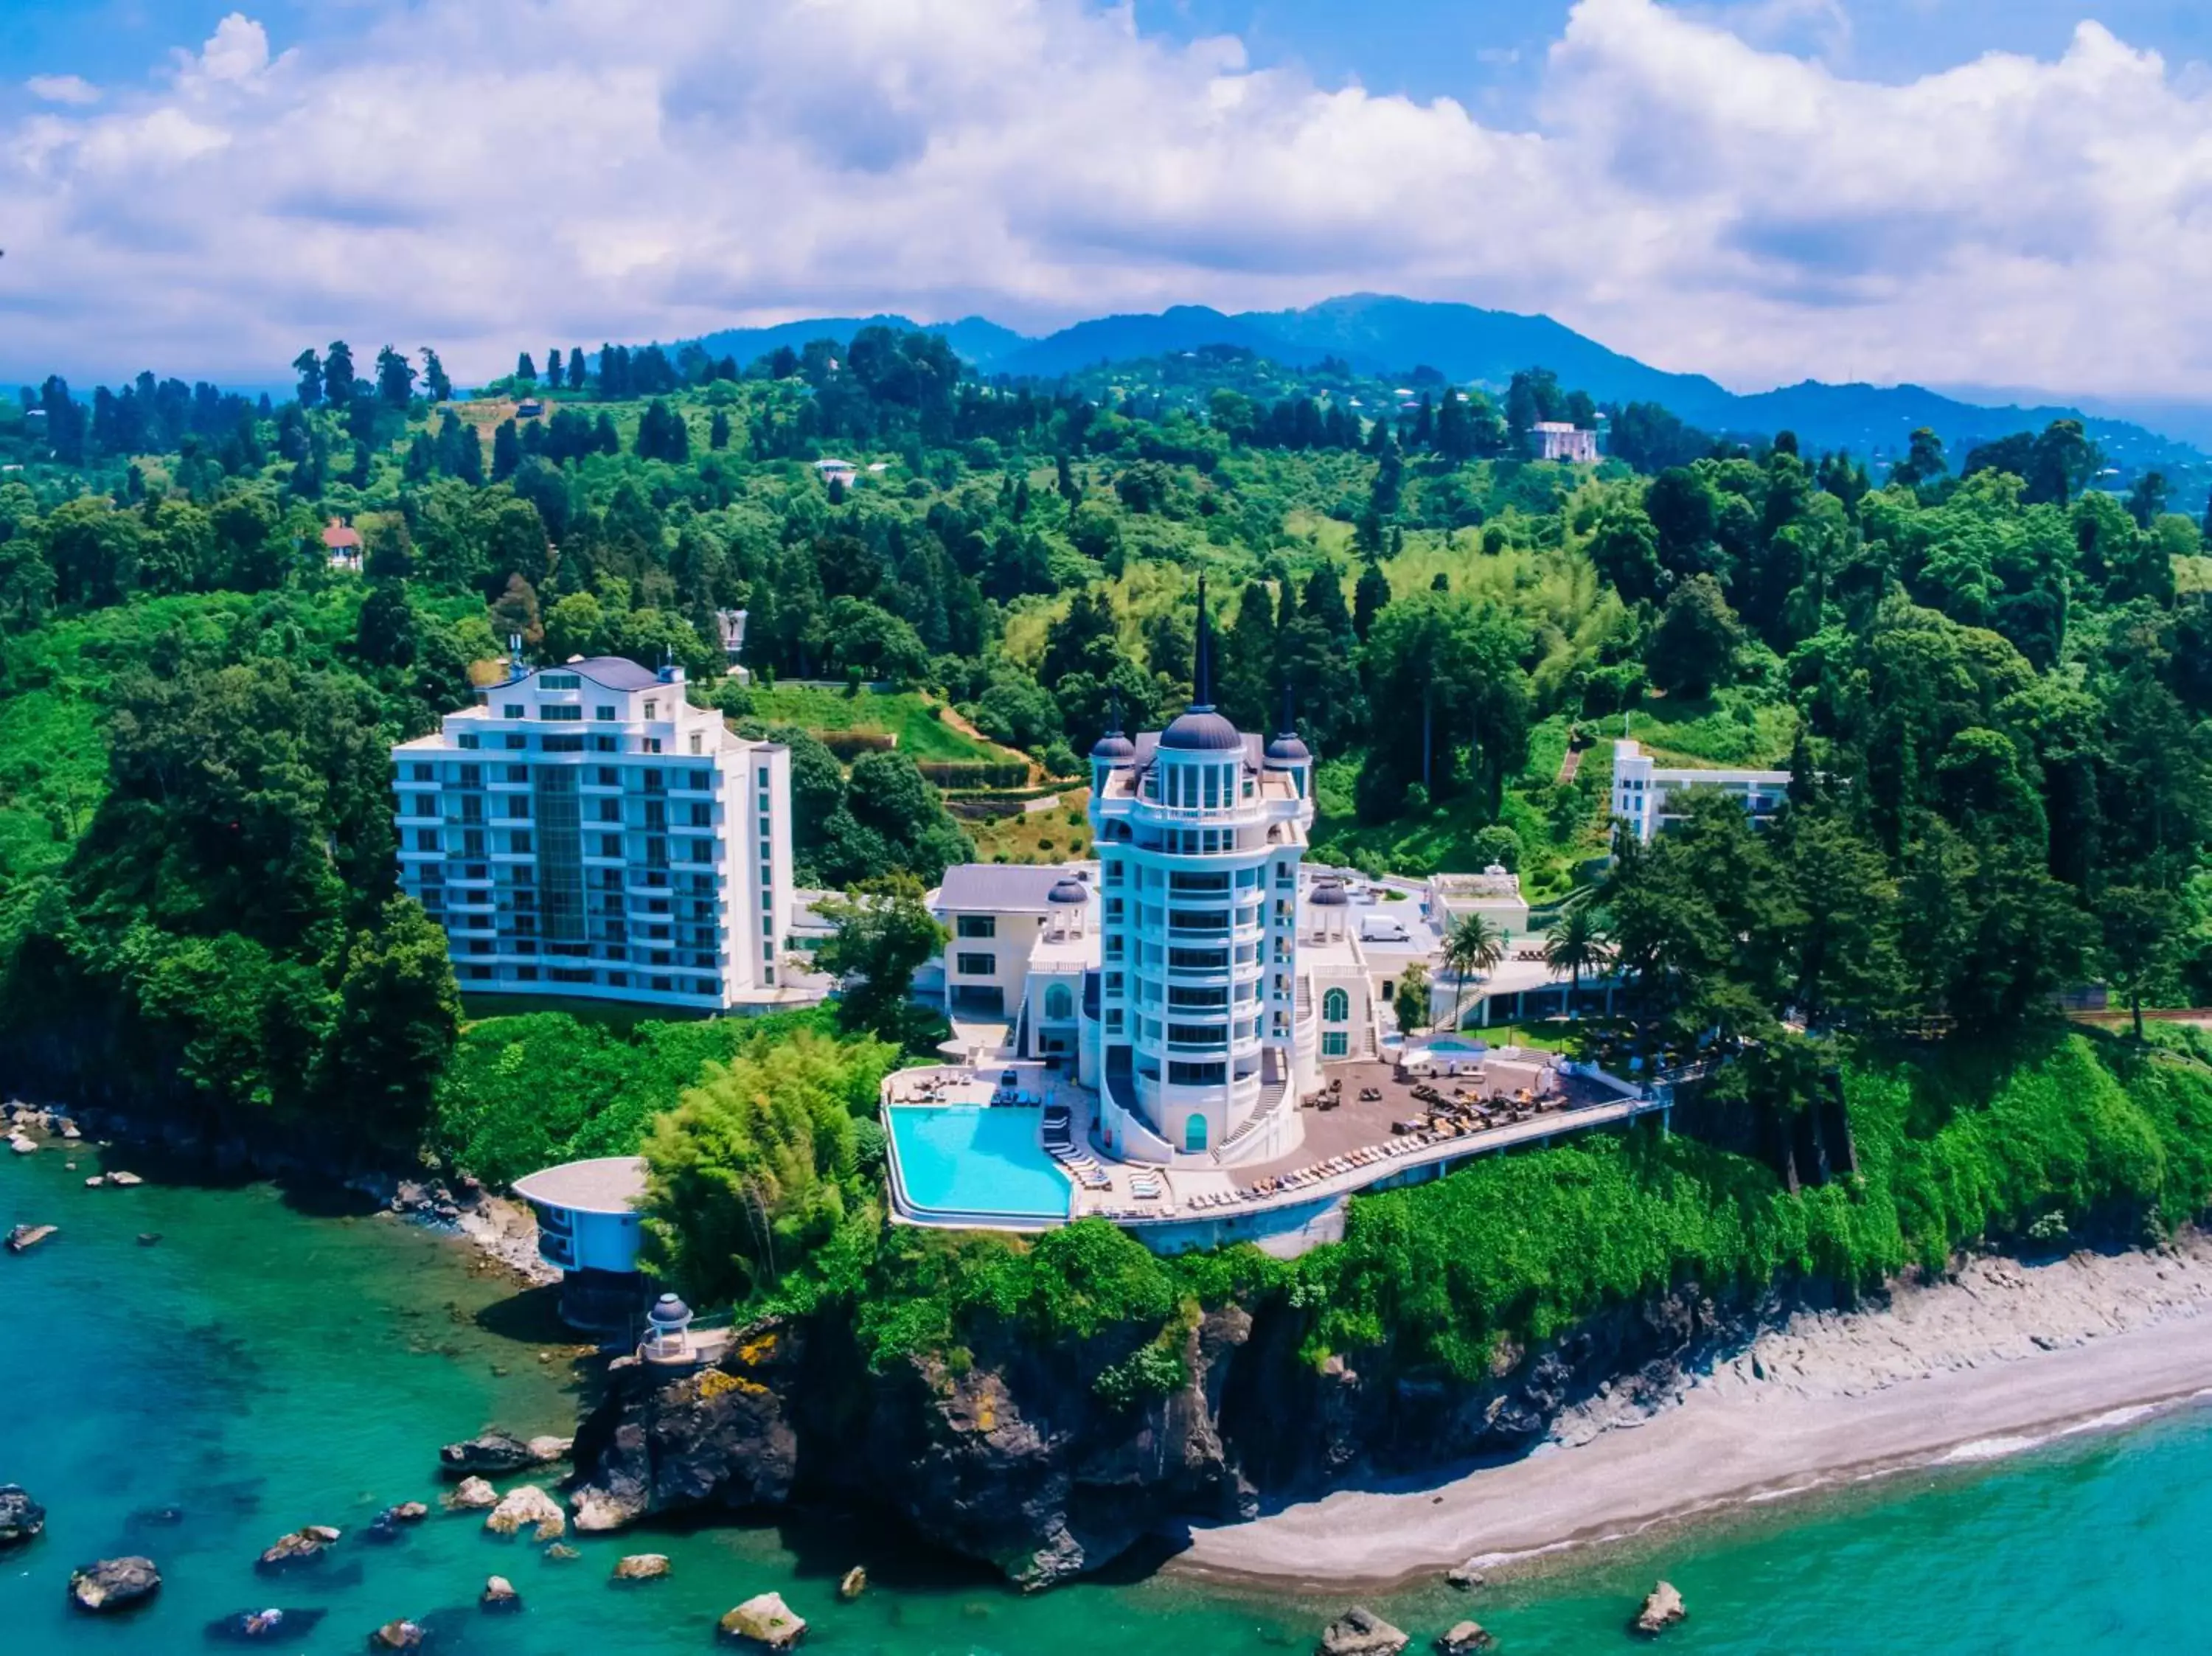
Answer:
[643,699,658,720]
[540,672,579,689]
[501,703,524,719]
[457,734,479,750]
[1322,1031,1349,1058]
[504,734,526,750]
[543,706,582,721]
[956,916,996,939]
[689,802,711,827]
[1323,988,1349,1023]
[955,952,995,976]
[594,736,616,752]
[509,832,533,855]
[1045,984,1074,1020]
[594,706,616,720]
[689,733,703,754]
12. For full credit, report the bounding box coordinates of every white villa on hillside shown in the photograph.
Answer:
[391,650,803,1012]
[1534,421,1599,463]
[1609,739,1793,844]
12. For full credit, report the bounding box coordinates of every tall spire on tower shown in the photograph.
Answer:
[1279,680,1295,737]
[1192,574,1214,711]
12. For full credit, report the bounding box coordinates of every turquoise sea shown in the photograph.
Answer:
[7,1140,2212,1655]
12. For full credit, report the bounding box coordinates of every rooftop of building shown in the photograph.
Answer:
[935,862,1092,914]
[510,1155,647,1215]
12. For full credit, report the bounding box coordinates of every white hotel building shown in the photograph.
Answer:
[391,654,796,1011]
[1609,738,1794,844]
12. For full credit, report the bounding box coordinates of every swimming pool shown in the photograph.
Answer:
[886,1105,1073,1220]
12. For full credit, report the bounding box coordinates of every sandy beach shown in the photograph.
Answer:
[1178,1237,2212,1588]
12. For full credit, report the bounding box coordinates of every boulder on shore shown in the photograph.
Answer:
[257,1524,341,1570]
[1437,1621,1495,1655]
[1445,1559,1486,1591]
[7,1131,37,1155]
[838,1565,867,1601]
[445,1477,498,1511]
[6,1223,57,1254]
[481,1575,521,1612]
[68,1556,161,1613]
[613,1554,671,1582]
[484,1484,565,1541]
[720,1590,807,1648]
[1320,1607,1409,1656]
[1632,1582,1686,1636]
[526,1435,573,1464]
[0,1484,46,1546]
[368,1618,427,1649]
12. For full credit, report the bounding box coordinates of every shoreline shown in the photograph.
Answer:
[1175,1238,2212,1591]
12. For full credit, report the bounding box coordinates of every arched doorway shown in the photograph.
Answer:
[1183,1114,1208,1154]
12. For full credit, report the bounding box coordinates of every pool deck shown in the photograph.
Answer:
[881,1051,1666,1245]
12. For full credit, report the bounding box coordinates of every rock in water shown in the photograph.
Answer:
[1445,1559,1486,1591]
[108,1170,144,1187]
[720,1590,807,1647]
[439,1431,538,1476]
[1633,1582,1686,1636]
[388,1501,428,1523]
[481,1575,521,1612]
[7,1131,36,1155]
[368,1618,427,1649]
[1319,1607,1410,1656]
[544,1543,580,1562]
[526,1435,573,1464]
[0,1484,45,1546]
[257,1524,341,1570]
[484,1484,565,1540]
[67,1556,161,1613]
[838,1565,867,1601]
[1436,1622,1495,1655]
[6,1223,56,1253]
[136,1233,162,1247]
[445,1477,497,1511]
[613,1554,671,1582]
[207,1607,328,1643]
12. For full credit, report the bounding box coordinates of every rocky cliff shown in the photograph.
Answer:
[566,1278,1800,1588]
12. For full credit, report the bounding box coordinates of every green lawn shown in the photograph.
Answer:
[745,685,1005,762]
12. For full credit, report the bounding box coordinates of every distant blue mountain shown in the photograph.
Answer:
[670,293,2208,470]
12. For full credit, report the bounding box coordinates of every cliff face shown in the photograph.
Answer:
[566,1278,1794,1588]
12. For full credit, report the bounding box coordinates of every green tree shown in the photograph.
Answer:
[1645,574,1742,698]
[1442,914,1505,1030]
[815,875,950,1040]
[1542,902,1609,1009]
[1394,961,1431,1036]
[319,896,462,1149]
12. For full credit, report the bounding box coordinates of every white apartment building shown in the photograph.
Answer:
[1610,738,1792,844]
[1533,421,1599,464]
[392,654,795,1012]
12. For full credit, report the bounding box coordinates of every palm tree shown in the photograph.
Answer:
[1543,902,1609,1017]
[1441,913,1506,1030]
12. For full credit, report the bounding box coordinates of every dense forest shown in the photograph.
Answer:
[5,323,2212,1356]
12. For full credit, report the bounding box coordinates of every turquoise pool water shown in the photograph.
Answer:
[888,1104,1073,1218]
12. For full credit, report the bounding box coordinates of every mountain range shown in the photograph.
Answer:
[678,293,2208,479]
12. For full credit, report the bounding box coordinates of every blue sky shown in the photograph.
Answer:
[4,1,2212,400]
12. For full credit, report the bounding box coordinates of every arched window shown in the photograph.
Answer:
[1323,987,1349,1023]
[1045,983,1074,1021]
[1183,1113,1208,1153]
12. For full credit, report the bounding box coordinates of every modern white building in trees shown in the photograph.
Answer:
[1609,738,1794,844]
[391,653,796,1011]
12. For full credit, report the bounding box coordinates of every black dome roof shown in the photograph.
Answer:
[1264,732,1311,762]
[1048,877,1091,904]
[1158,709,1244,751]
[648,1293,692,1323]
[1310,880,1349,907]
[1090,731,1136,759]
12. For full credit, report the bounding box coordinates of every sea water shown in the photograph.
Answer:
[6,1141,2212,1654]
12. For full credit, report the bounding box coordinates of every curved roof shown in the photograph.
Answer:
[511,1156,647,1215]
[1089,731,1136,760]
[1158,709,1244,752]
[1048,877,1091,904]
[1264,732,1312,762]
[648,1293,692,1324]
[566,657,661,692]
[1310,880,1349,907]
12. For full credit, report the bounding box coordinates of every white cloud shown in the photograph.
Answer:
[25,74,102,106]
[2,0,2211,401]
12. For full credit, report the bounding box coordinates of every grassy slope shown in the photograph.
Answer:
[748,684,1006,763]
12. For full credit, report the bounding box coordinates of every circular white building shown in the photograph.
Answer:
[510,1155,650,1332]
[1086,584,1316,1165]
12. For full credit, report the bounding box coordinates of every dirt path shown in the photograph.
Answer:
[933,700,1043,784]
